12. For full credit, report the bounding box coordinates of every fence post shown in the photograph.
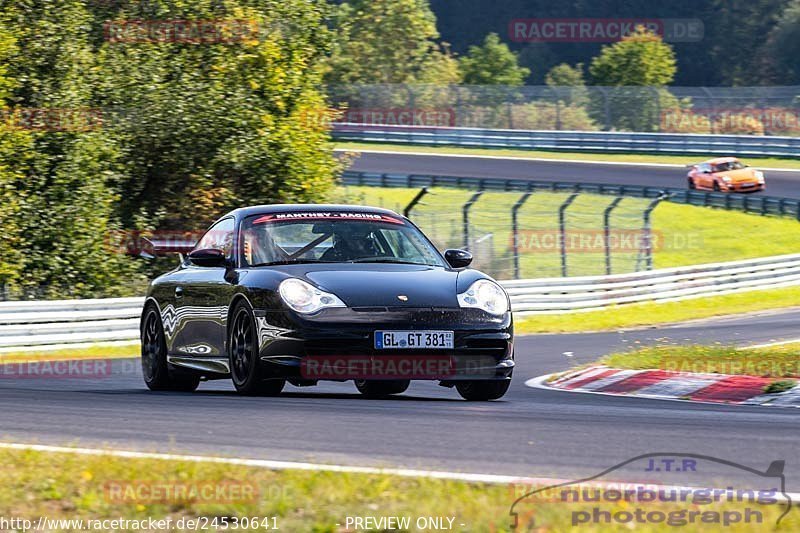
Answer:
[600,87,611,131]
[637,194,668,271]
[463,191,484,250]
[559,193,580,277]
[603,196,625,275]
[403,187,428,218]
[511,191,533,279]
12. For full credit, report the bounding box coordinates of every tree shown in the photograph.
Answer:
[759,0,800,84]
[705,0,791,85]
[0,18,32,295]
[589,26,676,86]
[0,1,143,298]
[589,27,678,132]
[0,0,340,298]
[545,63,588,107]
[459,33,530,85]
[545,63,584,87]
[325,0,458,85]
[97,0,341,231]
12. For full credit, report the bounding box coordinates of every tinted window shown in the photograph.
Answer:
[195,217,235,258]
[240,212,445,267]
[713,161,745,172]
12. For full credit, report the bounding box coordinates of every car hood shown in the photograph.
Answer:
[719,168,757,182]
[300,264,460,308]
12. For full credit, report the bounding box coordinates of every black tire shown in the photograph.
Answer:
[141,305,200,392]
[354,379,410,398]
[713,181,721,192]
[687,178,696,190]
[455,380,510,401]
[229,301,285,396]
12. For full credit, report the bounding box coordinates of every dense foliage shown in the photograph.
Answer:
[2,0,798,299]
[429,0,799,86]
[0,0,340,298]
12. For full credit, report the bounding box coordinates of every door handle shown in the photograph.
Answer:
[175,286,184,298]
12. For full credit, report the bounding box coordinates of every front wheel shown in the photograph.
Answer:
[456,380,510,401]
[354,379,410,398]
[229,301,285,396]
[141,305,200,392]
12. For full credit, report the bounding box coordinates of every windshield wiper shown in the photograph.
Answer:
[249,259,331,267]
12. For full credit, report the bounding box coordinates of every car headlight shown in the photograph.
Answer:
[278,278,345,314]
[754,170,765,182]
[721,175,731,182]
[457,279,509,315]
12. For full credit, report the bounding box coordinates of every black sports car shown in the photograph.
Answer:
[140,204,514,400]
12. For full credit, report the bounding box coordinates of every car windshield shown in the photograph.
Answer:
[240,212,446,267]
[714,161,745,172]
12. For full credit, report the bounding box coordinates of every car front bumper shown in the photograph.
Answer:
[722,181,765,192]
[254,307,514,382]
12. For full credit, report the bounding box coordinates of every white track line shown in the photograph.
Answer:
[738,338,800,350]
[4,441,799,502]
[0,441,554,486]
[335,148,800,173]
[3,442,799,505]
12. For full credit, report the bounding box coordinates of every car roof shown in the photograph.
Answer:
[222,204,403,221]
[701,157,741,165]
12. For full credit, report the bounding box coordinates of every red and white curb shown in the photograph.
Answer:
[527,366,800,407]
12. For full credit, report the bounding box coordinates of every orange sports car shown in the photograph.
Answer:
[686,157,765,192]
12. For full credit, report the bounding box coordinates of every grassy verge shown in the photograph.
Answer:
[514,286,800,334]
[599,344,800,394]
[0,447,794,532]
[335,141,800,170]
[0,344,138,364]
[334,185,800,277]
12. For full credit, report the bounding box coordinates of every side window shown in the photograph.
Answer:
[195,218,235,258]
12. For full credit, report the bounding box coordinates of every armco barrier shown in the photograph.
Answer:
[332,123,800,158]
[504,253,800,314]
[340,170,800,219]
[5,253,800,348]
[0,297,143,349]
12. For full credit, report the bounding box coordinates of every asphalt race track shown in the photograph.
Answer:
[3,152,799,494]
[344,150,800,199]
[2,309,799,489]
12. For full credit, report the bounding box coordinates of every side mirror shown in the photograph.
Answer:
[187,248,228,268]
[444,249,473,269]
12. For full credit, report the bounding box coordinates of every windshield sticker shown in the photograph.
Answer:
[252,212,404,225]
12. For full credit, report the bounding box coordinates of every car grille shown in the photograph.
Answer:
[303,335,510,359]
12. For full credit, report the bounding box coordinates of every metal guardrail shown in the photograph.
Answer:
[5,253,800,347]
[341,170,800,219]
[332,123,800,158]
[0,297,143,349]
[502,253,800,315]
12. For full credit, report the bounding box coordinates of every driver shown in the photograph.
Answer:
[320,224,381,262]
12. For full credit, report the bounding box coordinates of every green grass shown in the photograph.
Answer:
[515,286,800,333]
[335,141,800,169]
[333,185,800,279]
[332,185,800,332]
[0,447,795,532]
[600,343,800,380]
[765,380,798,394]
[0,343,138,364]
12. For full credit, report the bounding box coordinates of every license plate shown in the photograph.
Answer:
[375,330,454,349]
